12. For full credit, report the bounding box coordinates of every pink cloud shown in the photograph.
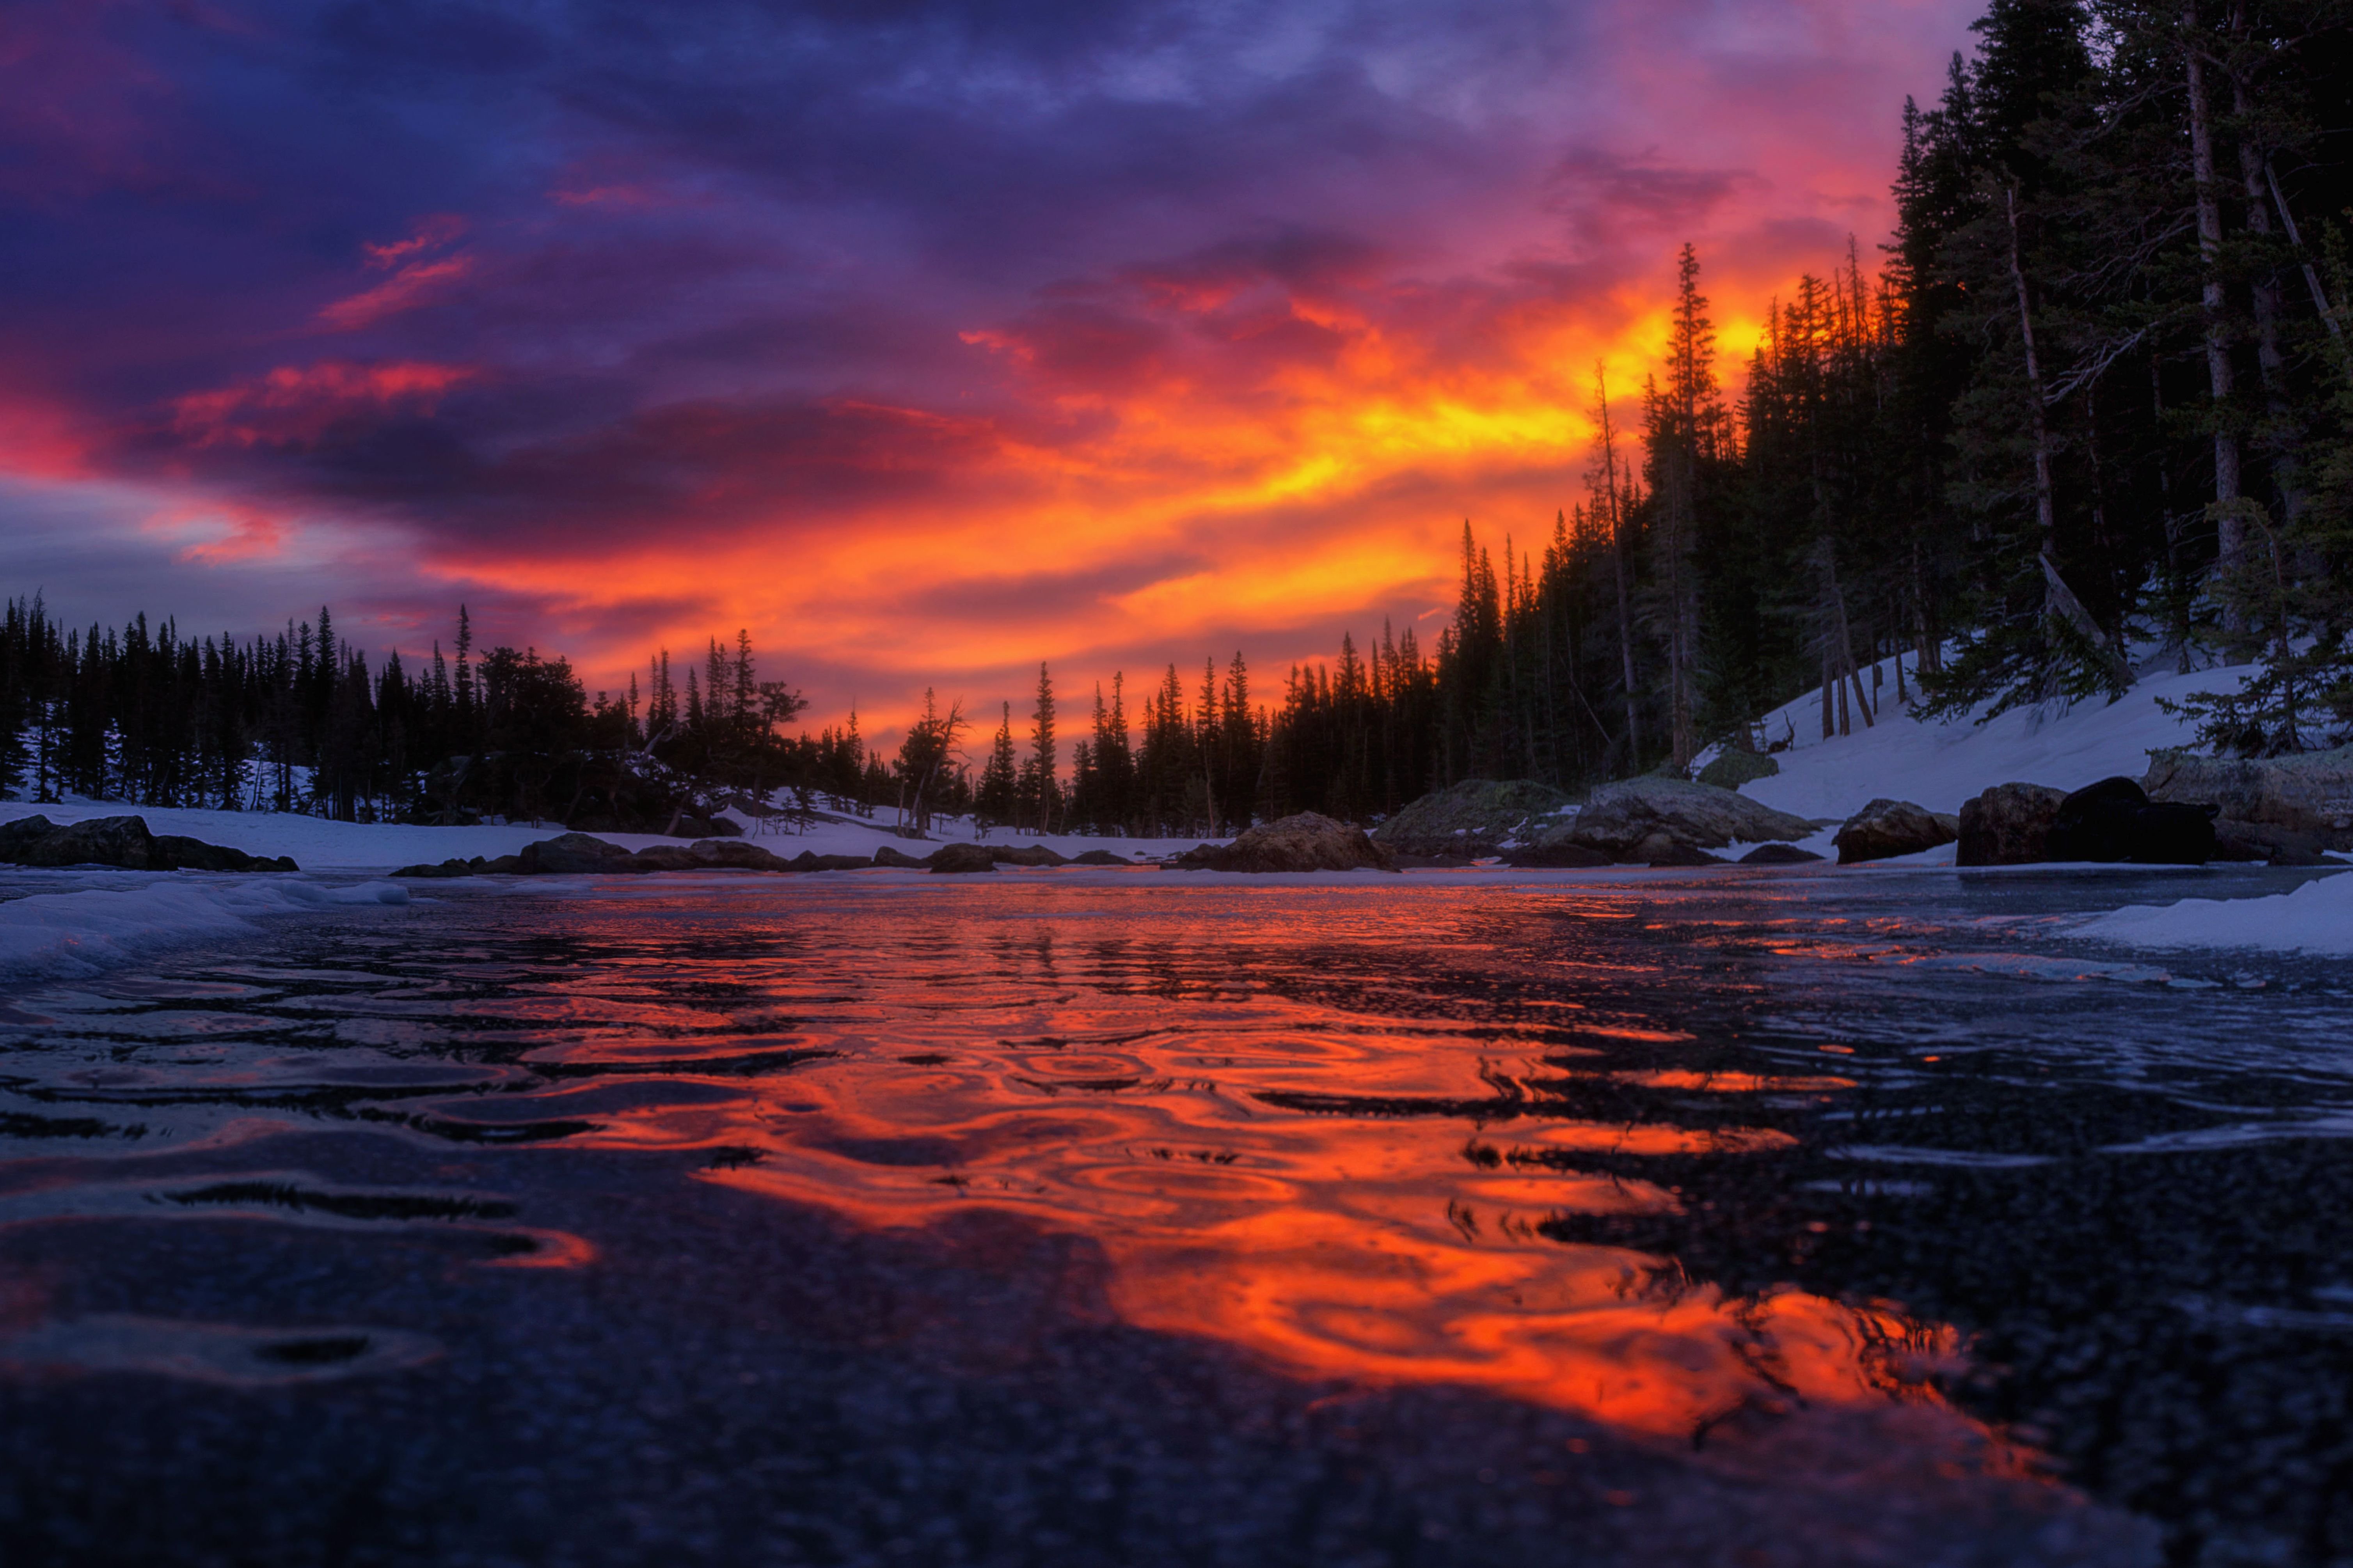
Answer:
[317,251,475,331]
[170,360,478,448]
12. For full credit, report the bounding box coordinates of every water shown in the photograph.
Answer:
[3,863,2350,1566]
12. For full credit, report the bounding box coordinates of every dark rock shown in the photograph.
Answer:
[0,816,60,859]
[1163,843,1223,869]
[394,857,492,878]
[1371,780,1575,858]
[2213,818,2327,866]
[515,834,645,874]
[790,852,875,872]
[2144,745,2353,850]
[1739,843,1824,864]
[926,843,999,874]
[1557,778,1813,864]
[1832,799,1959,865]
[1395,852,1479,868]
[152,835,298,873]
[2127,800,2219,865]
[16,815,158,869]
[988,844,1069,867]
[1070,850,1132,866]
[1957,783,2068,866]
[678,840,796,872]
[873,846,929,869]
[2045,778,2151,862]
[1499,842,1610,868]
[1696,749,1779,791]
[1630,834,1727,867]
[667,816,720,839]
[1176,813,1398,873]
[627,845,704,872]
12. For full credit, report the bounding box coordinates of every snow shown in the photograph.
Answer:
[0,876,410,979]
[2076,869,2353,955]
[0,800,1218,873]
[1730,655,2254,821]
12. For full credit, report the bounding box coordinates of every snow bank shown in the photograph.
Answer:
[0,801,1217,873]
[2076,870,2353,955]
[0,878,409,979]
[1732,658,2250,822]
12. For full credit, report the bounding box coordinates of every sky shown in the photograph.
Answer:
[0,0,1982,735]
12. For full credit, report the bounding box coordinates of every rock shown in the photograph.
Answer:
[1070,850,1132,866]
[2129,801,2220,865]
[152,835,298,873]
[515,833,644,874]
[1697,749,1779,791]
[1956,783,2068,866]
[1740,843,1824,864]
[16,815,158,869]
[989,845,1068,867]
[2044,777,2150,862]
[1557,778,1814,864]
[1176,813,1399,873]
[2144,745,2353,850]
[1499,841,1610,868]
[873,845,929,868]
[679,840,796,872]
[2213,818,2327,866]
[926,843,999,874]
[1371,780,1575,858]
[1395,852,1479,868]
[1832,799,1958,865]
[790,852,876,872]
[1629,834,1727,867]
[0,814,298,873]
[394,857,494,878]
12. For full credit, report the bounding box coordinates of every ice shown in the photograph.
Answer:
[2075,869,2353,956]
[0,878,411,979]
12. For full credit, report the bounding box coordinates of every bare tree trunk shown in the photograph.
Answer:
[1594,369,1643,762]
[2264,159,2348,367]
[2232,55,2307,529]
[2184,2,2245,632]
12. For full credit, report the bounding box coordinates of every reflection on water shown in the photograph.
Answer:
[4,865,2351,1560]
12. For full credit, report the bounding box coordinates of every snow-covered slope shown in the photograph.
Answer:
[1731,657,2253,821]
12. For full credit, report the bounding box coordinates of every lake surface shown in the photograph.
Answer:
[3,863,2350,1566]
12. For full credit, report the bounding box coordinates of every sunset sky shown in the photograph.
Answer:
[1,0,1979,734]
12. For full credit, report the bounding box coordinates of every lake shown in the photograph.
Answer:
[3,863,2348,1566]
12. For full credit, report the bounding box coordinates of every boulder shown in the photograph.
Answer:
[1176,813,1398,873]
[676,840,796,872]
[2042,778,2217,865]
[0,814,297,873]
[1557,777,1815,864]
[2143,745,2353,850]
[989,844,1069,867]
[1740,843,1824,865]
[1371,779,1575,858]
[515,833,643,874]
[1832,799,1959,865]
[790,852,876,872]
[1499,841,1610,868]
[394,857,495,878]
[1697,749,1779,791]
[1956,783,2067,866]
[927,843,999,874]
[665,814,742,839]
[1070,850,1132,866]
[872,845,928,869]
[2213,818,2328,866]
[152,835,299,873]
